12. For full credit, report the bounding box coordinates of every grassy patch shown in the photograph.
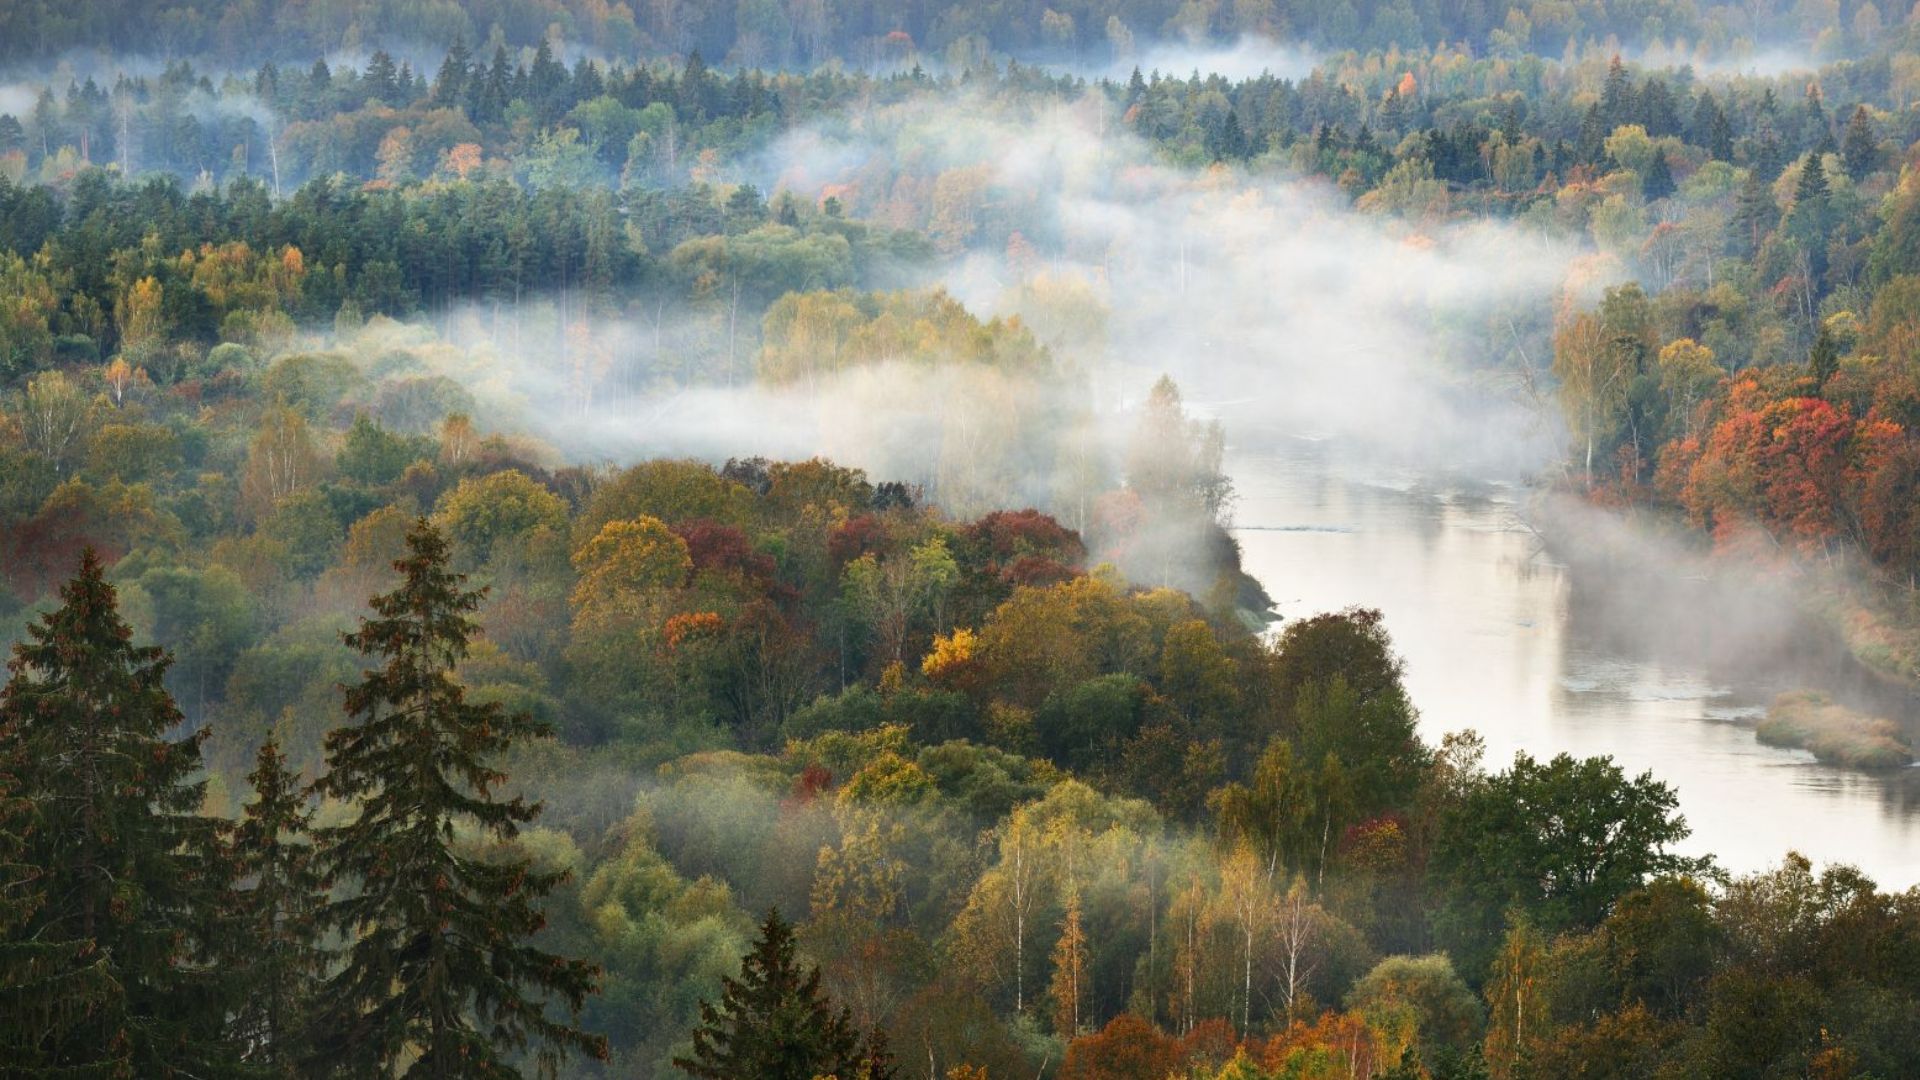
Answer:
[1758,691,1914,769]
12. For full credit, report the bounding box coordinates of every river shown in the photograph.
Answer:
[1229,440,1920,888]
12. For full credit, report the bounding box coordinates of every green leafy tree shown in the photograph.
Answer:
[0,548,239,1076]
[432,469,569,569]
[338,413,426,487]
[1432,752,1712,970]
[307,519,604,1077]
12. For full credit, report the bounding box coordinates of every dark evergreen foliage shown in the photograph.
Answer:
[228,737,328,1074]
[0,548,239,1077]
[674,908,871,1080]
[306,520,604,1077]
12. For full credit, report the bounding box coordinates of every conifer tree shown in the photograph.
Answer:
[307,519,603,1077]
[1642,149,1676,201]
[1789,153,1834,276]
[229,737,328,1074]
[0,733,129,1077]
[1842,105,1877,181]
[675,908,870,1080]
[1809,323,1841,387]
[0,548,238,1076]
[1730,168,1778,257]
[1754,132,1785,181]
[432,37,471,104]
[1794,151,1832,208]
[1599,55,1631,128]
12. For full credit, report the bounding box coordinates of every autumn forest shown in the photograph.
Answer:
[5,1,1920,1078]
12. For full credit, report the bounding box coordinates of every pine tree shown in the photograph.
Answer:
[528,39,565,111]
[1842,105,1877,181]
[1789,153,1833,271]
[229,737,328,1075]
[1707,99,1734,162]
[1599,55,1631,128]
[307,519,604,1077]
[432,37,471,105]
[1800,84,1829,151]
[1794,152,1831,207]
[1576,104,1607,166]
[0,548,238,1076]
[365,50,400,103]
[471,45,512,122]
[1730,168,1778,258]
[1639,77,1680,135]
[1809,323,1841,386]
[1642,149,1675,201]
[1754,132,1785,181]
[1217,108,1247,160]
[675,909,866,1080]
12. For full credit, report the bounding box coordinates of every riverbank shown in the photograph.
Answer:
[1522,490,1920,722]
[1229,448,1920,884]
[1802,572,1920,687]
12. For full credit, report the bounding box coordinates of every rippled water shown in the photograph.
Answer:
[1231,442,1920,888]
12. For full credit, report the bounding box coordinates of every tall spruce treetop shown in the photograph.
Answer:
[675,908,886,1080]
[229,736,328,1074]
[1643,149,1676,201]
[0,547,236,1076]
[1842,105,1877,181]
[309,519,603,1077]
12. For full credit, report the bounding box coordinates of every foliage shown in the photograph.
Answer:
[307,519,604,1076]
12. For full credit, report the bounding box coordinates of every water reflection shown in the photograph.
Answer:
[1231,444,1920,887]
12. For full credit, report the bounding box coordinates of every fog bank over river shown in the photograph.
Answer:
[1229,440,1920,887]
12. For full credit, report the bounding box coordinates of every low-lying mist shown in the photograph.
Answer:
[373,86,1601,497]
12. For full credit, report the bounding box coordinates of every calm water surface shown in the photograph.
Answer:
[1231,441,1920,888]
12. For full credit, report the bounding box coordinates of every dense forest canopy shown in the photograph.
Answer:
[0,0,1904,65]
[4,1,1920,1078]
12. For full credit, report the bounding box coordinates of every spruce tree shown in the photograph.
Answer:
[365,50,399,102]
[1755,132,1785,181]
[1842,105,1877,181]
[432,37,471,105]
[229,737,328,1075]
[0,731,129,1077]
[1730,168,1778,258]
[307,519,603,1078]
[675,909,869,1080]
[0,548,238,1076]
[1795,152,1832,208]
[1789,153,1833,277]
[1599,55,1631,128]
[1810,323,1841,387]
[1800,85,1830,151]
[1642,149,1676,201]
[1707,100,1734,162]
[1576,104,1607,165]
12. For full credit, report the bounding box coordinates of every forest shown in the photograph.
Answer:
[5,2,1920,1079]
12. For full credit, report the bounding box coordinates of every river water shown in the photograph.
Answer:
[1230,441,1920,888]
